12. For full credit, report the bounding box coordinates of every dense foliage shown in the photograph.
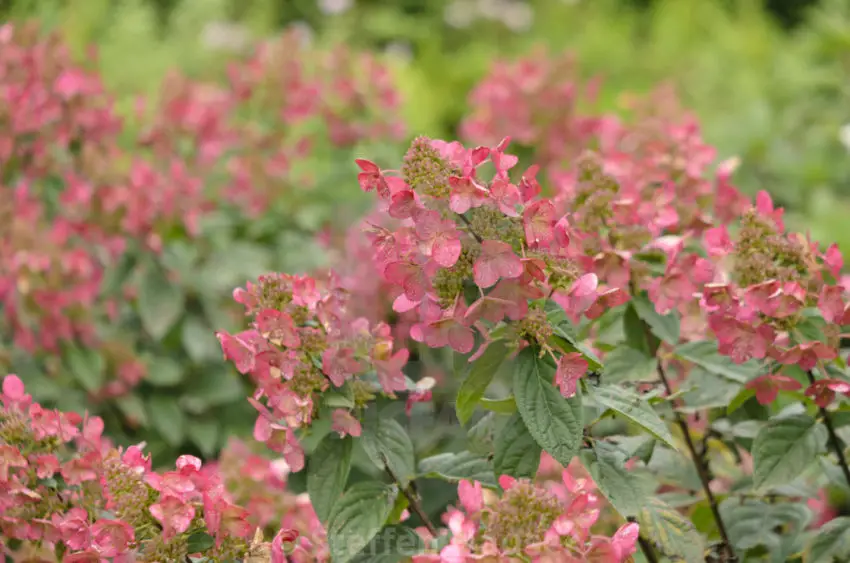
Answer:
[4,2,850,562]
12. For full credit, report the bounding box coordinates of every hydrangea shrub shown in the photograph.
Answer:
[0,21,404,463]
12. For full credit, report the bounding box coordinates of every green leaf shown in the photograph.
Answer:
[637,497,705,563]
[466,412,499,457]
[186,418,219,457]
[513,347,583,467]
[720,499,811,554]
[187,531,215,552]
[181,367,245,413]
[592,385,677,449]
[115,394,148,427]
[308,434,353,524]
[727,387,757,415]
[805,516,850,562]
[145,356,184,387]
[419,451,496,488]
[137,261,185,340]
[580,442,648,517]
[65,345,105,392]
[493,413,541,479]
[673,341,760,383]
[632,294,680,344]
[327,482,398,563]
[480,396,517,414]
[147,395,186,447]
[350,525,425,563]
[602,346,657,383]
[182,315,219,363]
[361,415,416,487]
[456,340,509,425]
[622,303,652,355]
[752,414,827,490]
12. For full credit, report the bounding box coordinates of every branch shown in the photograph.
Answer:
[638,535,660,563]
[383,463,438,536]
[654,359,737,561]
[807,370,850,489]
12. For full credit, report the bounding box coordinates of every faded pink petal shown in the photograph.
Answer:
[473,240,523,288]
[556,353,588,398]
[458,480,483,514]
[331,409,362,438]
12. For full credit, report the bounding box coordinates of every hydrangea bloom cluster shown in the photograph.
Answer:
[218,272,415,469]
[414,474,638,562]
[0,374,302,562]
[352,135,630,397]
[460,49,604,172]
[208,438,329,561]
[0,21,405,402]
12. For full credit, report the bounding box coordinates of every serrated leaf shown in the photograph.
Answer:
[752,414,827,490]
[65,345,105,392]
[638,497,705,563]
[674,341,759,383]
[580,442,648,517]
[350,525,425,562]
[513,347,583,467]
[145,356,184,387]
[327,482,398,563]
[632,294,680,344]
[308,434,353,524]
[456,340,508,425]
[720,499,811,554]
[148,395,186,447]
[186,418,219,457]
[603,346,657,383]
[418,451,496,488]
[592,385,676,449]
[137,262,185,340]
[361,415,416,487]
[494,413,541,479]
[805,516,850,562]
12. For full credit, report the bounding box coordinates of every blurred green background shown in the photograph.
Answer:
[5,0,850,466]
[5,0,849,244]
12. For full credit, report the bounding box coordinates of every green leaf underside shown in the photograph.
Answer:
[592,385,677,449]
[418,451,497,488]
[637,497,705,563]
[752,414,827,490]
[580,442,648,517]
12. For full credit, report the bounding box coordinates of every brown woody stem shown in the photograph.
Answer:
[806,370,850,489]
[383,463,438,536]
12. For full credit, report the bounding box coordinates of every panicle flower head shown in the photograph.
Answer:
[0,374,283,562]
[220,272,416,466]
[416,474,637,562]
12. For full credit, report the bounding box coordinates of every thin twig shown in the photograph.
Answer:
[458,213,484,243]
[655,359,737,561]
[383,463,438,536]
[807,370,850,489]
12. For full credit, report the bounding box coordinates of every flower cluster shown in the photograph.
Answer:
[218,272,415,469]
[0,374,301,562]
[415,474,638,562]
[353,136,630,397]
[0,21,405,404]
[208,438,329,561]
